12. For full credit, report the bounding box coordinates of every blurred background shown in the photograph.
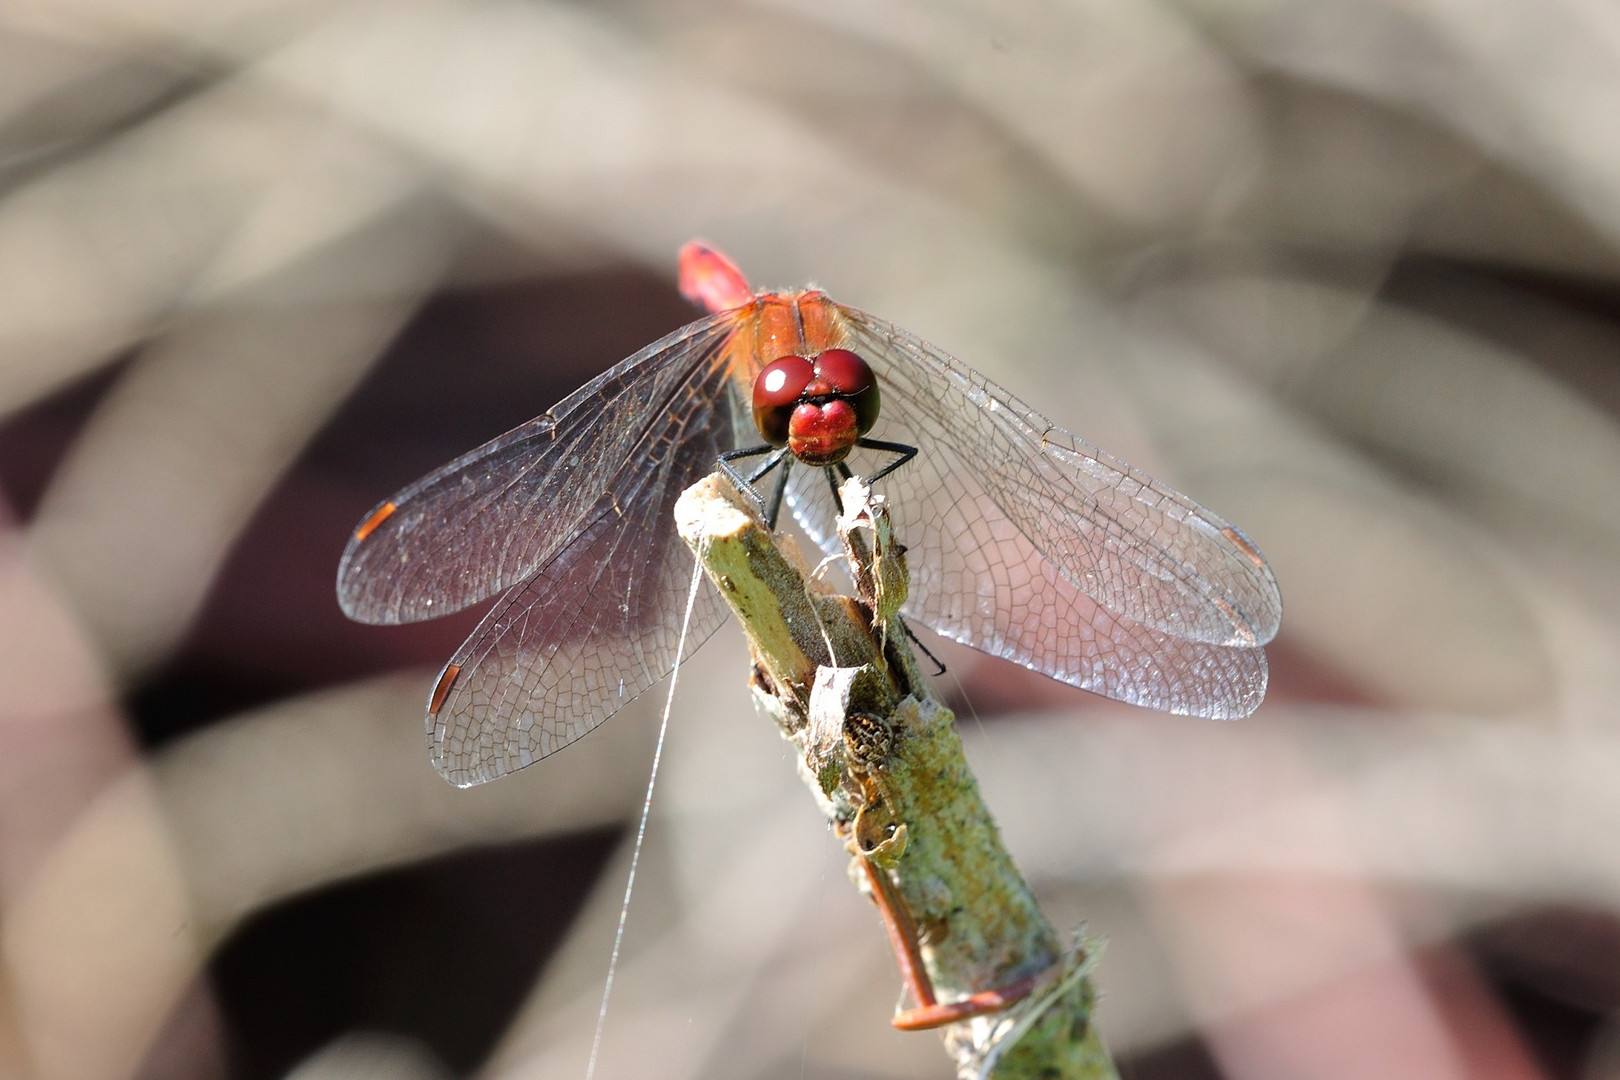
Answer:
[3,0,1620,1078]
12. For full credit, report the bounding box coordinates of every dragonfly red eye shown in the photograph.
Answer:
[813,349,880,435]
[753,355,816,446]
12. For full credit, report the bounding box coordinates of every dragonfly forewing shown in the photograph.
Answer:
[337,313,738,625]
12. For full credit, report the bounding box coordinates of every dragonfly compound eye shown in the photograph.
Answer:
[813,349,881,435]
[752,355,816,447]
[753,349,883,467]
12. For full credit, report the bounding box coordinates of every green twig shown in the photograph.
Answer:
[674,473,1118,1080]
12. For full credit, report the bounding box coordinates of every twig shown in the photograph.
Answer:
[674,473,1118,1080]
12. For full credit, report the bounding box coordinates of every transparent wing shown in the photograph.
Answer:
[421,344,747,785]
[782,306,1279,719]
[428,488,730,787]
[336,311,738,624]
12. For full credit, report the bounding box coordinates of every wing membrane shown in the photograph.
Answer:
[337,312,738,624]
[428,491,731,787]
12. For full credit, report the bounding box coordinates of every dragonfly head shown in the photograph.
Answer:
[752,349,881,466]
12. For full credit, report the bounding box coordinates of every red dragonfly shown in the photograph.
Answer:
[337,243,1281,789]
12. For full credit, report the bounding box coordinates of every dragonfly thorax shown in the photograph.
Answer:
[751,349,881,466]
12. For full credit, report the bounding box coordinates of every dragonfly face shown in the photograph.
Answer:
[336,241,1282,788]
[750,348,881,467]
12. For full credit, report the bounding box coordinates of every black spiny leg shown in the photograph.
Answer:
[719,444,793,529]
[761,455,793,529]
[856,438,918,484]
[724,438,916,533]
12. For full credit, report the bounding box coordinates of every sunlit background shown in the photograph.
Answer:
[3,1,1620,1078]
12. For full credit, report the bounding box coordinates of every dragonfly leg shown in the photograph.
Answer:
[824,462,848,501]
[856,438,919,484]
[762,456,793,531]
[897,616,948,677]
[719,445,789,523]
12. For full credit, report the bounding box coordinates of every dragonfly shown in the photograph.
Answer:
[337,242,1281,789]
